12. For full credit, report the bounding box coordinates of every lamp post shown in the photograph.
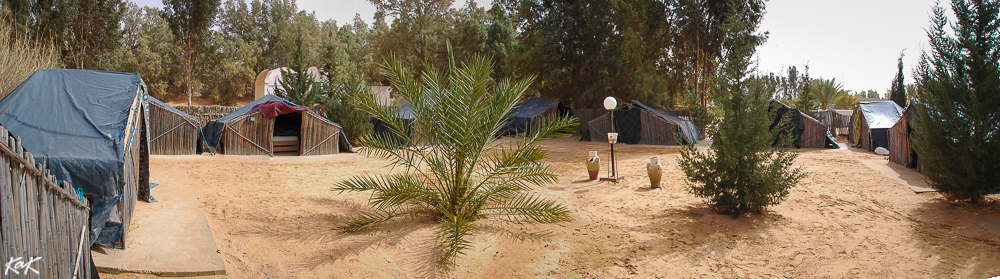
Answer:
[600,96,623,182]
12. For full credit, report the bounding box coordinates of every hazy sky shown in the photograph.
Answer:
[132,0,943,93]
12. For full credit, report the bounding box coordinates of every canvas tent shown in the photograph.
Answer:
[203,94,353,156]
[0,69,149,248]
[148,96,204,155]
[501,97,574,136]
[371,103,416,148]
[585,100,702,145]
[889,102,920,170]
[253,67,325,99]
[850,101,904,152]
[770,100,840,149]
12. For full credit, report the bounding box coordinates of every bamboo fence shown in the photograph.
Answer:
[175,106,239,127]
[0,125,94,278]
[149,102,200,155]
[797,114,832,148]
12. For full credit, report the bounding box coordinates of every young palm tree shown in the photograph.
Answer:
[334,50,576,264]
[810,78,848,110]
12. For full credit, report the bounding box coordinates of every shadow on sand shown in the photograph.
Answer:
[909,197,1000,277]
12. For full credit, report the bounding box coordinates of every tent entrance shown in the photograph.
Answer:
[273,112,302,155]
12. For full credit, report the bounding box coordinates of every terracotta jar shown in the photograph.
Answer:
[586,151,600,180]
[647,156,662,188]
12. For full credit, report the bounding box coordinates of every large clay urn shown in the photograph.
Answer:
[647,156,663,188]
[586,151,601,180]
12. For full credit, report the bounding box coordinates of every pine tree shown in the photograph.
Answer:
[912,0,1000,202]
[276,36,322,106]
[678,6,805,217]
[889,51,907,108]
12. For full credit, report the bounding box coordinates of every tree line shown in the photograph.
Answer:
[1,0,776,111]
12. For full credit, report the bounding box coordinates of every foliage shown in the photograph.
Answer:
[912,0,1000,202]
[905,83,921,99]
[792,80,815,113]
[678,5,805,218]
[334,49,575,264]
[320,70,372,145]
[889,51,907,108]
[276,36,323,106]
[113,4,180,100]
[0,10,58,99]
[203,33,257,105]
[834,93,859,110]
[809,77,848,110]
[163,0,222,105]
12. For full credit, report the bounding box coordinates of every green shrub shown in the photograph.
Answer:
[678,10,805,217]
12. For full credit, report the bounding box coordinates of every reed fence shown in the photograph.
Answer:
[0,126,94,278]
[816,110,852,136]
[175,106,239,127]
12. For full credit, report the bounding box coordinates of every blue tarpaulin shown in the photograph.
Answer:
[0,69,148,248]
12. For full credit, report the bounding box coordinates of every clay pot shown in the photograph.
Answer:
[586,151,600,180]
[647,156,662,188]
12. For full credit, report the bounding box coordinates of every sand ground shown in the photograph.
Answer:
[103,137,1000,278]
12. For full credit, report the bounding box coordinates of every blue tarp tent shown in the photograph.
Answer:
[0,69,149,248]
[500,97,574,136]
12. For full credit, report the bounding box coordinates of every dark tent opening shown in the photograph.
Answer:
[273,111,303,154]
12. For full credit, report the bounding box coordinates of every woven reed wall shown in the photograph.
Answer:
[888,117,920,169]
[574,109,607,136]
[588,113,612,142]
[223,112,274,155]
[0,126,94,278]
[149,103,199,155]
[301,111,341,156]
[638,110,678,145]
[799,115,830,148]
[175,105,239,127]
[117,94,147,248]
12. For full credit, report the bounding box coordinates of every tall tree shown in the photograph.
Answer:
[163,0,222,105]
[889,51,907,108]
[678,3,804,217]
[116,4,179,100]
[913,0,1000,202]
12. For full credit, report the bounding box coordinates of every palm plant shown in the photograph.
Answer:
[834,94,859,110]
[809,78,848,109]
[334,49,576,264]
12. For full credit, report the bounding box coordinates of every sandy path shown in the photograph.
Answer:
[103,137,1000,278]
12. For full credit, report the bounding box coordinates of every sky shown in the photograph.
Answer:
[131,0,941,94]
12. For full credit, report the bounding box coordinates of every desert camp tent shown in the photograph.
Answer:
[889,103,920,170]
[816,109,853,135]
[370,103,417,148]
[203,94,353,156]
[850,101,904,152]
[0,69,149,248]
[501,97,574,136]
[148,96,204,155]
[253,67,325,99]
[586,100,702,145]
[770,100,840,149]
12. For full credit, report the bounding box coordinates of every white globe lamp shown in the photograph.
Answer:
[603,96,617,110]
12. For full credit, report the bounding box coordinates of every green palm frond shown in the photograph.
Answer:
[335,44,573,265]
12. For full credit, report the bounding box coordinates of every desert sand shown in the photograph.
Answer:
[102,137,1000,278]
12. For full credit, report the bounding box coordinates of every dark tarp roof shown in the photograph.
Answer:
[371,103,416,148]
[0,69,147,247]
[628,100,703,143]
[501,97,574,136]
[858,101,904,129]
[202,94,354,153]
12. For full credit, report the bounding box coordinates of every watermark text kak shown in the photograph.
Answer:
[5,257,42,275]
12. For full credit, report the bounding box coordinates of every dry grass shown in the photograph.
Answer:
[0,16,58,99]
